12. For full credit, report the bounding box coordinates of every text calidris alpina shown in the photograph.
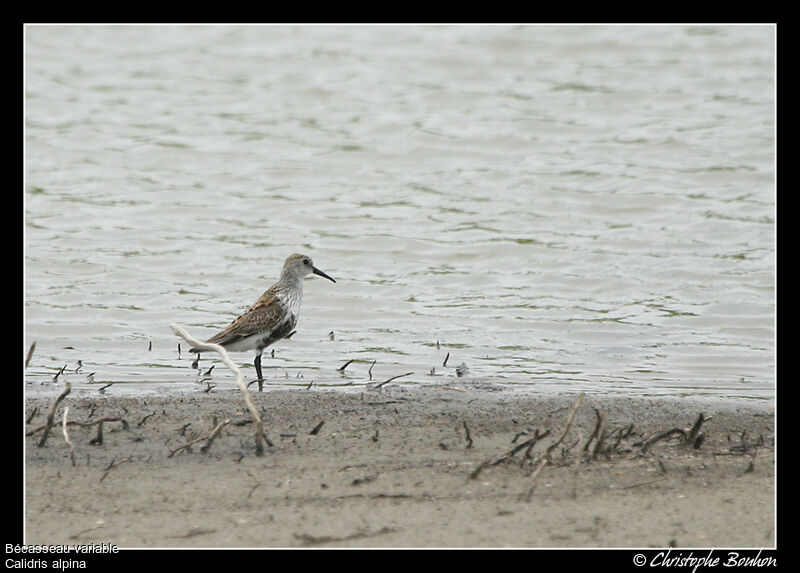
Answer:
[190,253,336,390]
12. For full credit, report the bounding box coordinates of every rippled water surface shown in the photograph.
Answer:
[25,25,775,399]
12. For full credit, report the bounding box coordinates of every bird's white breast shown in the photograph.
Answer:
[281,282,303,320]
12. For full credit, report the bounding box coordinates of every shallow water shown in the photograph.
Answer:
[24,25,775,400]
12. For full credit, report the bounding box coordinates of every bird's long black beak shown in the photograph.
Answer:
[312,266,336,283]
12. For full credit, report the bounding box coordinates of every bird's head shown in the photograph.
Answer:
[282,253,336,283]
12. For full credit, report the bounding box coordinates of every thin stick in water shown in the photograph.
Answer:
[373,372,414,390]
[25,342,36,369]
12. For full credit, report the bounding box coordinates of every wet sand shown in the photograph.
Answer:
[25,385,775,548]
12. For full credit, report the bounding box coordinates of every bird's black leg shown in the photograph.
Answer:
[255,350,264,392]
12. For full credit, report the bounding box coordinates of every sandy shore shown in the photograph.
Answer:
[25,385,775,548]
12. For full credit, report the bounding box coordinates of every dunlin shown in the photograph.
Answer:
[190,253,336,390]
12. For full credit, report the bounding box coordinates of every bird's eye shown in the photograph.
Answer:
[303,259,310,265]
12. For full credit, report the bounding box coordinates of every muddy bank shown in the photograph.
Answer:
[25,386,775,548]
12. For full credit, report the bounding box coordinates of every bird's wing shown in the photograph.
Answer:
[204,292,285,348]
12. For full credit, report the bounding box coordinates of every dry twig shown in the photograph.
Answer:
[639,413,710,453]
[463,421,473,449]
[546,393,584,464]
[523,458,548,502]
[62,407,76,466]
[37,383,71,448]
[170,323,269,455]
[200,419,231,453]
[470,428,550,480]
